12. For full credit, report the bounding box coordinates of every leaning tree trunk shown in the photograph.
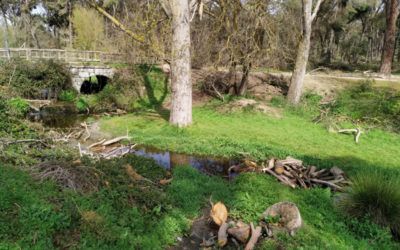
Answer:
[380,0,399,77]
[287,0,313,105]
[169,0,192,127]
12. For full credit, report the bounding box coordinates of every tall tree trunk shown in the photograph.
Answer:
[169,0,192,127]
[288,0,323,105]
[1,9,10,59]
[288,0,313,105]
[380,0,399,77]
[68,0,73,48]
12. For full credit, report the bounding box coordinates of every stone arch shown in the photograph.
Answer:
[80,75,110,94]
[69,66,115,92]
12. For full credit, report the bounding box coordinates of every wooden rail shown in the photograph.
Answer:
[0,48,160,64]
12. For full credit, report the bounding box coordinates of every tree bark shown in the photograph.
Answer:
[1,9,10,59]
[380,0,399,77]
[287,0,313,105]
[68,0,73,48]
[287,0,323,105]
[169,0,192,127]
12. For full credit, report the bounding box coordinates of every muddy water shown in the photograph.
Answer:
[131,145,239,178]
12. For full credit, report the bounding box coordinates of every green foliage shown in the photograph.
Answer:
[345,217,394,245]
[6,98,29,118]
[58,90,77,102]
[75,97,89,113]
[72,6,105,50]
[332,80,400,131]
[338,171,400,239]
[0,96,33,139]
[0,59,72,99]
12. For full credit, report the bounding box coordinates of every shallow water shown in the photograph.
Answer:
[131,145,239,178]
[28,102,88,128]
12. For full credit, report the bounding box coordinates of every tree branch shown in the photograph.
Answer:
[311,0,324,22]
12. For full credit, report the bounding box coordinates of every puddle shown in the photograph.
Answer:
[131,145,240,178]
[28,102,88,128]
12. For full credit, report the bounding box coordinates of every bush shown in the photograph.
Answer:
[332,80,400,131]
[59,90,77,102]
[338,172,400,240]
[6,98,29,118]
[75,97,89,113]
[0,59,72,99]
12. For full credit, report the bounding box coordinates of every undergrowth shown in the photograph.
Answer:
[0,59,72,99]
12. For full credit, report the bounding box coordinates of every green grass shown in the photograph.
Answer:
[97,102,400,248]
[100,106,400,177]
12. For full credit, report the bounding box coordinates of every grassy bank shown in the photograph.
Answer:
[98,102,400,248]
[100,106,400,176]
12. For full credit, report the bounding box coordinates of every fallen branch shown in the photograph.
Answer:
[81,122,91,142]
[310,178,343,191]
[262,167,296,189]
[338,128,362,143]
[88,139,106,149]
[244,222,262,250]
[102,136,131,146]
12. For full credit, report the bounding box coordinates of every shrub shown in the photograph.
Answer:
[75,97,89,113]
[0,59,72,99]
[6,98,29,118]
[59,90,77,102]
[332,80,400,131]
[338,172,400,240]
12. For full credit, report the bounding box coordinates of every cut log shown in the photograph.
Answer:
[227,221,250,243]
[244,222,262,250]
[274,163,285,175]
[210,202,228,226]
[218,222,229,247]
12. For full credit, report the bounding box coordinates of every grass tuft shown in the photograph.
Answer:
[338,171,400,240]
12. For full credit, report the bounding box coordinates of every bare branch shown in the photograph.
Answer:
[311,0,324,22]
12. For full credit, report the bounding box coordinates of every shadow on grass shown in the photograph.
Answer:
[136,64,170,121]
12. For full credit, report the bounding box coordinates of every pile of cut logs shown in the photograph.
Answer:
[261,157,348,191]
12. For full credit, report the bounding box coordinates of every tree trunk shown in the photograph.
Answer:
[380,0,399,77]
[1,9,10,59]
[236,62,251,96]
[287,0,313,105]
[169,0,192,127]
[68,0,73,48]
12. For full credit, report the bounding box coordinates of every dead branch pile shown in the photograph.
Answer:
[80,136,134,160]
[31,161,102,192]
[261,157,348,191]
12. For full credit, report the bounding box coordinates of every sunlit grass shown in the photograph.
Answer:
[100,106,400,176]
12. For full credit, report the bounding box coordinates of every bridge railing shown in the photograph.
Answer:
[0,48,128,63]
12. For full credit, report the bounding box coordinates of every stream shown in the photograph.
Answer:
[31,102,239,177]
[131,145,239,178]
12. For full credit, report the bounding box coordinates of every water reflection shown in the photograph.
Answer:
[132,146,239,178]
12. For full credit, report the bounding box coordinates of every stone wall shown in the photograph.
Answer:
[69,66,115,91]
